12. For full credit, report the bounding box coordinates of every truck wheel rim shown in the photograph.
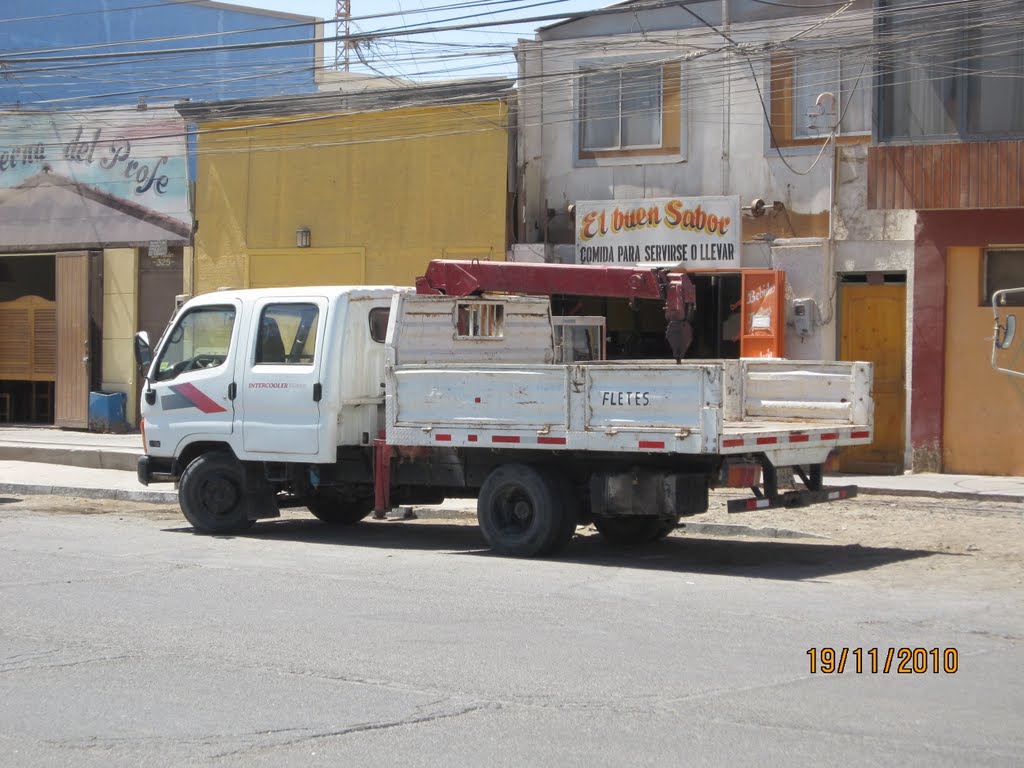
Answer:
[200,475,240,517]
[495,490,533,534]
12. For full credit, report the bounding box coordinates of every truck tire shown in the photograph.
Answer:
[541,474,579,556]
[306,497,373,525]
[592,515,679,547]
[179,451,255,535]
[477,464,564,557]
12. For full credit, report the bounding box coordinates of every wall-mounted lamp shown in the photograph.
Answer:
[296,227,311,248]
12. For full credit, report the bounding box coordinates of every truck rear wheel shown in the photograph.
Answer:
[306,497,373,525]
[477,464,565,557]
[179,452,255,535]
[592,515,679,547]
[542,474,579,556]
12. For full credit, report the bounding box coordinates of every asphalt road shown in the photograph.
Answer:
[1,494,1022,767]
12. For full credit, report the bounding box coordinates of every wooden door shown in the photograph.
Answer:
[838,282,906,473]
[55,251,91,428]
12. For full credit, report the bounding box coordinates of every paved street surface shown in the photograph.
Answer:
[1,493,1022,767]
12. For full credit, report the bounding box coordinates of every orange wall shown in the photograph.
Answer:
[943,246,1024,474]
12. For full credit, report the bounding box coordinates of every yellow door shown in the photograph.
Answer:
[838,282,906,474]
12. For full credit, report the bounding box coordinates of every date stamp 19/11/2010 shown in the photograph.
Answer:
[807,647,959,674]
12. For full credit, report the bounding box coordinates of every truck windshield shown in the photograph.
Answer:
[155,305,236,382]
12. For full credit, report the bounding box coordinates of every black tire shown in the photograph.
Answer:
[306,497,373,525]
[179,451,254,535]
[592,515,680,547]
[541,474,579,556]
[477,464,563,557]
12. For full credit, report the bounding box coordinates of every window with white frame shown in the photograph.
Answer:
[577,61,682,158]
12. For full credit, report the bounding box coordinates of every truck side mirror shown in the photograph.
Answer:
[997,315,1016,350]
[134,331,153,368]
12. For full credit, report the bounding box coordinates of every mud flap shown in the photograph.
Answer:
[243,462,280,520]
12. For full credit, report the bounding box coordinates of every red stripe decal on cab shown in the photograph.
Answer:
[171,382,227,414]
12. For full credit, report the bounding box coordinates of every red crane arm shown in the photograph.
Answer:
[415,260,696,361]
[416,260,694,306]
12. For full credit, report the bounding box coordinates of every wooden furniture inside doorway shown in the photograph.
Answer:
[0,294,57,422]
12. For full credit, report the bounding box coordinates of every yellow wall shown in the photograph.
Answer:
[101,248,138,424]
[943,246,1024,474]
[192,101,508,294]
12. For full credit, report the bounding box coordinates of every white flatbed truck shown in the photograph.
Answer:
[135,273,873,557]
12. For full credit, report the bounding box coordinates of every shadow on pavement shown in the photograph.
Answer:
[0,496,22,504]
[164,517,944,581]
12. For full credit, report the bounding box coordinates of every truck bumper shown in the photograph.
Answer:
[137,455,177,486]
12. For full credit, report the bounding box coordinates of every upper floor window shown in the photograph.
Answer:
[878,0,1024,141]
[577,61,683,161]
[770,48,870,148]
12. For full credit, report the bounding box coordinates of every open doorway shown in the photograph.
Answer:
[547,272,743,361]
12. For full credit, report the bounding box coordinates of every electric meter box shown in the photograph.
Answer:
[792,298,816,338]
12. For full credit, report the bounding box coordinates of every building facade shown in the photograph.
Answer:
[0,0,320,428]
[177,80,512,295]
[515,0,1024,475]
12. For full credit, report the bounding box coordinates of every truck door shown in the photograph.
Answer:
[145,301,240,442]
[239,298,328,456]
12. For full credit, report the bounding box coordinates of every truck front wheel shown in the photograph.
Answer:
[592,515,679,547]
[179,452,255,535]
[477,464,565,557]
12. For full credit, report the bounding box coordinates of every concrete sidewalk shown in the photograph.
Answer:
[0,425,1021,504]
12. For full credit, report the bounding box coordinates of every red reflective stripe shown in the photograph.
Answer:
[820,432,839,440]
[492,435,520,444]
[723,438,744,448]
[474,397,481,403]
[851,431,870,439]
[435,434,451,442]
[746,499,758,510]
[788,434,809,443]
[756,436,778,445]
[171,382,227,414]
[639,441,665,449]
[537,436,567,445]
[468,434,478,442]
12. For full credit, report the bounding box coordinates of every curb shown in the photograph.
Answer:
[0,483,177,504]
[0,445,139,473]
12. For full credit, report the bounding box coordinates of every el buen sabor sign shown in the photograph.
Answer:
[575,196,741,267]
